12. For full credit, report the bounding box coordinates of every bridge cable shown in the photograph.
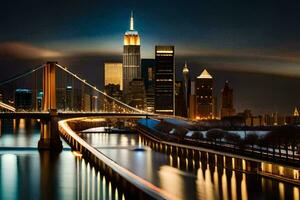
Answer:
[55,64,149,114]
[0,64,45,87]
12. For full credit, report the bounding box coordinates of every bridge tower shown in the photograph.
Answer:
[38,61,63,151]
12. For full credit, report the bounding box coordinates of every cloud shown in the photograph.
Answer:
[0,42,63,59]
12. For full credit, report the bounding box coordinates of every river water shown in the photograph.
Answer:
[0,119,299,200]
[79,129,300,200]
[0,119,124,200]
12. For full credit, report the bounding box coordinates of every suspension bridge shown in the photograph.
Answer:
[0,61,155,150]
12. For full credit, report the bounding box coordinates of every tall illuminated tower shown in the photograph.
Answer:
[123,11,141,98]
[195,69,213,119]
[182,61,190,117]
[154,46,175,115]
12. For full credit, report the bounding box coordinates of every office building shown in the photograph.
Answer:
[83,94,91,111]
[128,78,146,110]
[141,59,155,112]
[104,62,123,90]
[221,81,235,118]
[123,11,141,97]
[56,87,66,110]
[66,86,73,111]
[175,81,184,116]
[91,96,98,112]
[154,46,175,115]
[195,69,213,119]
[104,84,123,112]
[15,89,32,111]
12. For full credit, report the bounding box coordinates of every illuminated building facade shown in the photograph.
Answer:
[154,46,175,115]
[195,69,213,119]
[141,59,155,112]
[293,107,299,117]
[104,84,122,112]
[104,62,123,90]
[123,12,141,97]
[128,78,146,110]
[221,81,235,118]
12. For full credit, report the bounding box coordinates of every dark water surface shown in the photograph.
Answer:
[0,119,124,200]
[80,131,300,200]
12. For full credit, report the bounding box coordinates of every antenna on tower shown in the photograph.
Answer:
[130,11,134,31]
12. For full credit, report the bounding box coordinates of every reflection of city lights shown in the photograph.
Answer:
[72,151,83,157]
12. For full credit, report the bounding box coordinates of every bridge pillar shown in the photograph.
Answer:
[42,62,57,111]
[38,61,62,151]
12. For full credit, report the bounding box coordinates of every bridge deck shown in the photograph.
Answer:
[0,112,154,119]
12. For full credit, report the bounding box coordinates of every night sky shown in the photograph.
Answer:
[0,0,300,115]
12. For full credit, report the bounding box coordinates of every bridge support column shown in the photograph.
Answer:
[38,61,62,151]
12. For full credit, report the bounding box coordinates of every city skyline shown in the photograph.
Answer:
[0,1,300,114]
[0,2,300,199]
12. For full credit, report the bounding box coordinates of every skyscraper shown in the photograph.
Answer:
[154,46,175,115]
[123,11,141,97]
[221,81,235,118]
[175,81,184,116]
[104,63,123,90]
[195,69,213,119]
[182,61,190,117]
[128,78,146,110]
[15,89,33,111]
[66,86,73,111]
[141,59,155,112]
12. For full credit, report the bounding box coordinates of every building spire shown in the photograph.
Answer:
[130,11,134,31]
[183,60,189,74]
[294,107,299,117]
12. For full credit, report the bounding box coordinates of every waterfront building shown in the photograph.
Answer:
[195,69,213,120]
[221,81,236,118]
[104,62,123,90]
[15,89,32,111]
[123,11,141,98]
[154,45,175,115]
[141,59,155,112]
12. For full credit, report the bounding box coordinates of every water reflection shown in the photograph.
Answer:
[0,119,39,147]
[0,121,126,200]
[80,132,300,200]
[0,151,127,200]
